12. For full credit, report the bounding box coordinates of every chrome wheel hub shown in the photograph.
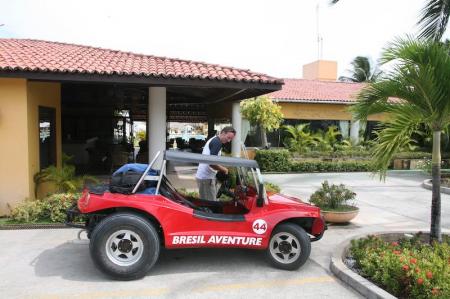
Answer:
[269,232,301,264]
[106,230,144,266]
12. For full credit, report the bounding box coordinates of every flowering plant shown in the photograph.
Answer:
[350,234,450,298]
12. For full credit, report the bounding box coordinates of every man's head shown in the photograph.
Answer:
[218,126,236,144]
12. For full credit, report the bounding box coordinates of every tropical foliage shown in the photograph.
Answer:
[34,153,97,196]
[417,0,450,40]
[283,124,369,154]
[339,56,380,82]
[240,96,284,148]
[352,37,450,242]
[309,181,357,211]
[282,124,316,153]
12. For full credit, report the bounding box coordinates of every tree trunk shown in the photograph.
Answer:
[260,125,268,149]
[430,130,442,243]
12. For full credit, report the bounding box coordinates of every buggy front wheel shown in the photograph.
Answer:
[266,223,311,270]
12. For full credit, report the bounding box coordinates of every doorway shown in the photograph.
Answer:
[39,106,56,170]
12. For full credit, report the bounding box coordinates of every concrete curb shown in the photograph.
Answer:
[331,230,450,298]
[0,223,73,230]
[422,179,450,194]
[330,234,397,299]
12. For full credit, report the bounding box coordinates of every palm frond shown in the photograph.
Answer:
[340,56,380,83]
[358,38,450,129]
[417,0,450,40]
[370,105,424,178]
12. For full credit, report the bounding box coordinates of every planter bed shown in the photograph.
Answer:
[337,232,450,299]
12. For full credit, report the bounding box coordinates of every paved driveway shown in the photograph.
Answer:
[2,171,448,299]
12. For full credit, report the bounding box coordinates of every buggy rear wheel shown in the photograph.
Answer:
[266,223,311,270]
[90,213,160,280]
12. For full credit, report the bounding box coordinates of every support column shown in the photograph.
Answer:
[231,101,242,157]
[350,120,360,144]
[208,118,215,139]
[148,87,166,168]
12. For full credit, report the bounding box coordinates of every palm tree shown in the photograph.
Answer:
[339,56,380,82]
[331,0,450,41]
[352,37,450,243]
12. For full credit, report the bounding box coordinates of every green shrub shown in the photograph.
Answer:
[34,153,98,196]
[264,182,281,193]
[309,181,356,211]
[393,151,432,159]
[255,150,374,172]
[290,160,374,172]
[10,193,80,223]
[10,199,43,223]
[255,149,291,172]
[350,234,450,298]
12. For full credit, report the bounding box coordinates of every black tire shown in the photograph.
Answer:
[265,223,311,270]
[89,213,160,280]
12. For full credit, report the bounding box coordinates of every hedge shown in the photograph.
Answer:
[255,149,291,172]
[392,152,432,159]
[292,150,371,159]
[255,150,374,172]
[290,160,374,172]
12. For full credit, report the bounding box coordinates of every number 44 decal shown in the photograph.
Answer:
[252,219,267,235]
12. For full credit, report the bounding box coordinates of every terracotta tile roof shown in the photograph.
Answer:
[0,39,282,84]
[268,78,365,104]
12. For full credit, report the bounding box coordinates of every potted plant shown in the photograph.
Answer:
[309,180,358,223]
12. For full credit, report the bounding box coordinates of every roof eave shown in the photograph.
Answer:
[271,98,355,105]
[0,70,283,91]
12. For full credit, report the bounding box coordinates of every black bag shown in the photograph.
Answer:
[109,170,144,194]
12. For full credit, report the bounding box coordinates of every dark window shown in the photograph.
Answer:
[365,121,381,140]
[39,106,56,170]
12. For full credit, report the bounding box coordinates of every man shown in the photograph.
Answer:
[195,126,236,201]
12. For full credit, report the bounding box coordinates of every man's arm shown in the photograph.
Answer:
[208,137,228,174]
[211,164,228,174]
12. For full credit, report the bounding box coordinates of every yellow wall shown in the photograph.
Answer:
[279,102,385,122]
[0,79,61,215]
[0,78,30,215]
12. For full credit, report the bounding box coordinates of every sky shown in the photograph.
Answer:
[1,0,448,79]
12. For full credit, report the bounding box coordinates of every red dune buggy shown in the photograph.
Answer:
[67,150,325,280]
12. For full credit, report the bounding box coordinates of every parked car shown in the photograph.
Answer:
[67,150,326,280]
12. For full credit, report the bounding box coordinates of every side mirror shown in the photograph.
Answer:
[257,183,265,207]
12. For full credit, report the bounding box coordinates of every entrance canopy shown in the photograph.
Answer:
[0,39,283,172]
[0,39,283,107]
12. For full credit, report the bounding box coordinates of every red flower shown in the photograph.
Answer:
[393,250,401,255]
[391,241,399,246]
[426,271,433,279]
[402,265,410,271]
[410,258,417,264]
[417,278,424,285]
[431,288,439,296]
